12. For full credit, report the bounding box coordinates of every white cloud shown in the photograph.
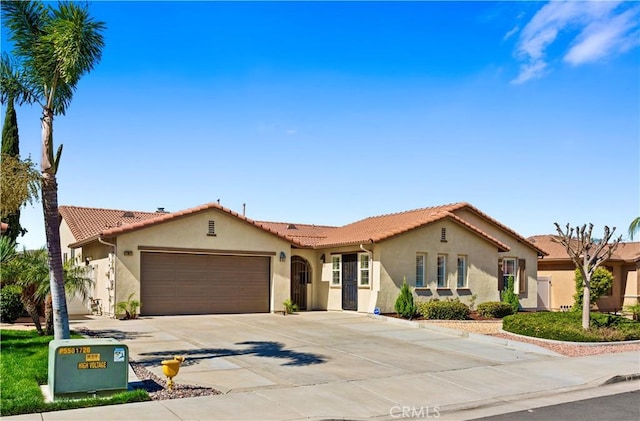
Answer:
[511,1,639,84]
[565,7,640,65]
[503,24,520,41]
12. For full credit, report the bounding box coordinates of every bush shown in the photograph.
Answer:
[502,311,640,342]
[476,301,513,319]
[0,285,24,323]
[394,277,416,319]
[573,267,614,311]
[417,299,470,320]
[501,275,519,314]
[624,303,640,321]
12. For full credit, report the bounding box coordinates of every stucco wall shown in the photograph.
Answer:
[622,262,640,308]
[291,249,323,310]
[106,208,292,314]
[451,208,539,309]
[537,261,576,311]
[375,220,499,313]
[318,245,375,312]
[540,261,633,312]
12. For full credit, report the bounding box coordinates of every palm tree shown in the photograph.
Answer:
[0,246,94,335]
[2,1,105,339]
[630,217,640,241]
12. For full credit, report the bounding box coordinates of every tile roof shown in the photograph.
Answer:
[65,203,314,248]
[61,202,540,254]
[254,221,336,247]
[529,235,640,263]
[313,203,511,251]
[59,206,165,244]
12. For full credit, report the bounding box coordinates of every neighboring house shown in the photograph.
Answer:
[59,202,545,317]
[529,235,640,312]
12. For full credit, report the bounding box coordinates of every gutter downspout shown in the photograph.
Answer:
[98,237,117,318]
[359,239,376,313]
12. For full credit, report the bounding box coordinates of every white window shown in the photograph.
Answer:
[502,258,517,290]
[331,255,341,286]
[416,254,426,287]
[457,255,467,288]
[437,255,447,288]
[359,253,370,286]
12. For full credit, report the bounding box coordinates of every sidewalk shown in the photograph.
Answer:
[2,312,639,420]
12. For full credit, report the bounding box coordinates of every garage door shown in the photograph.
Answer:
[140,252,270,315]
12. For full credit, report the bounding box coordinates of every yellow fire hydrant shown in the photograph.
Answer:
[161,355,185,390]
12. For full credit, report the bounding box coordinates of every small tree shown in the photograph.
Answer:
[553,223,621,330]
[572,267,613,312]
[500,275,519,314]
[394,277,416,319]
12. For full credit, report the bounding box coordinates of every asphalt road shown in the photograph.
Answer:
[473,390,640,421]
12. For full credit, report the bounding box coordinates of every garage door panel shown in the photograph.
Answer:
[141,252,270,316]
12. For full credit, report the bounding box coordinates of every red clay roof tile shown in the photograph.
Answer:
[529,234,639,262]
[61,202,536,253]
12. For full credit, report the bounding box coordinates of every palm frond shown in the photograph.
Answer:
[0,53,36,106]
[629,217,640,240]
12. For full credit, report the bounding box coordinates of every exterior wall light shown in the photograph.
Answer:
[279,251,286,262]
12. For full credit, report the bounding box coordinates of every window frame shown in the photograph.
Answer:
[416,253,426,287]
[457,255,467,288]
[358,253,370,286]
[437,254,448,288]
[502,257,517,291]
[331,255,342,286]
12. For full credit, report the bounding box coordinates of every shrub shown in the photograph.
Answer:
[116,293,140,320]
[394,277,417,319]
[500,275,519,314]
[624,303,640,321]
[502,311,640,342]
[282,298,298,315]
[572,267,614,311]
[417,299,470,320]
[476,301,513,319]
[0,285,24,323]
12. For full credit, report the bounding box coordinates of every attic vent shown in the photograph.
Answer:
[441,227,447,242]
[207,220,216,236]
[286,224,298,230]
[122,211,135,218]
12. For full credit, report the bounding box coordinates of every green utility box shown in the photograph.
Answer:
[48,338,129,399]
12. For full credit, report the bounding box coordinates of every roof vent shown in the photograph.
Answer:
[156,207,166,213]
[286,224,298,230]
[122,211,135,218]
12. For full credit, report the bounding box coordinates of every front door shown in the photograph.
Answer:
[291,256,309,310]
[342,253,358,311]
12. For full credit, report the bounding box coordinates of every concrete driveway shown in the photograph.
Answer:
[69,312,556,393]
[11,311,636,420]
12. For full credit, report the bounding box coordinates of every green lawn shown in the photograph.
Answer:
[0,330,149,416]
[502,311,640,342]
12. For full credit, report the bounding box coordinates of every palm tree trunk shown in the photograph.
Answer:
[45,294,53,336]
[41,107,70,340]
[21,291,43,335]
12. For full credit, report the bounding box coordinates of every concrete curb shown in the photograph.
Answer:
[498,327,640,346]
[602,373,640,385]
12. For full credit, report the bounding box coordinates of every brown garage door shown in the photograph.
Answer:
[140,252,270,316]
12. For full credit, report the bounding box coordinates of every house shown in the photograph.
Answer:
[59,202,545,317]
[529,235,640,312]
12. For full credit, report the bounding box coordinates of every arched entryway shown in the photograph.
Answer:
[291,256,311,310]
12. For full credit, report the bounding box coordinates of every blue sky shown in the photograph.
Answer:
[3,1,639,249]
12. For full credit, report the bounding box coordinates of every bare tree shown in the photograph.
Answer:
[553,223,621,329]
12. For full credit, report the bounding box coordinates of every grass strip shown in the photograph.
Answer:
[0,329,149,416]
